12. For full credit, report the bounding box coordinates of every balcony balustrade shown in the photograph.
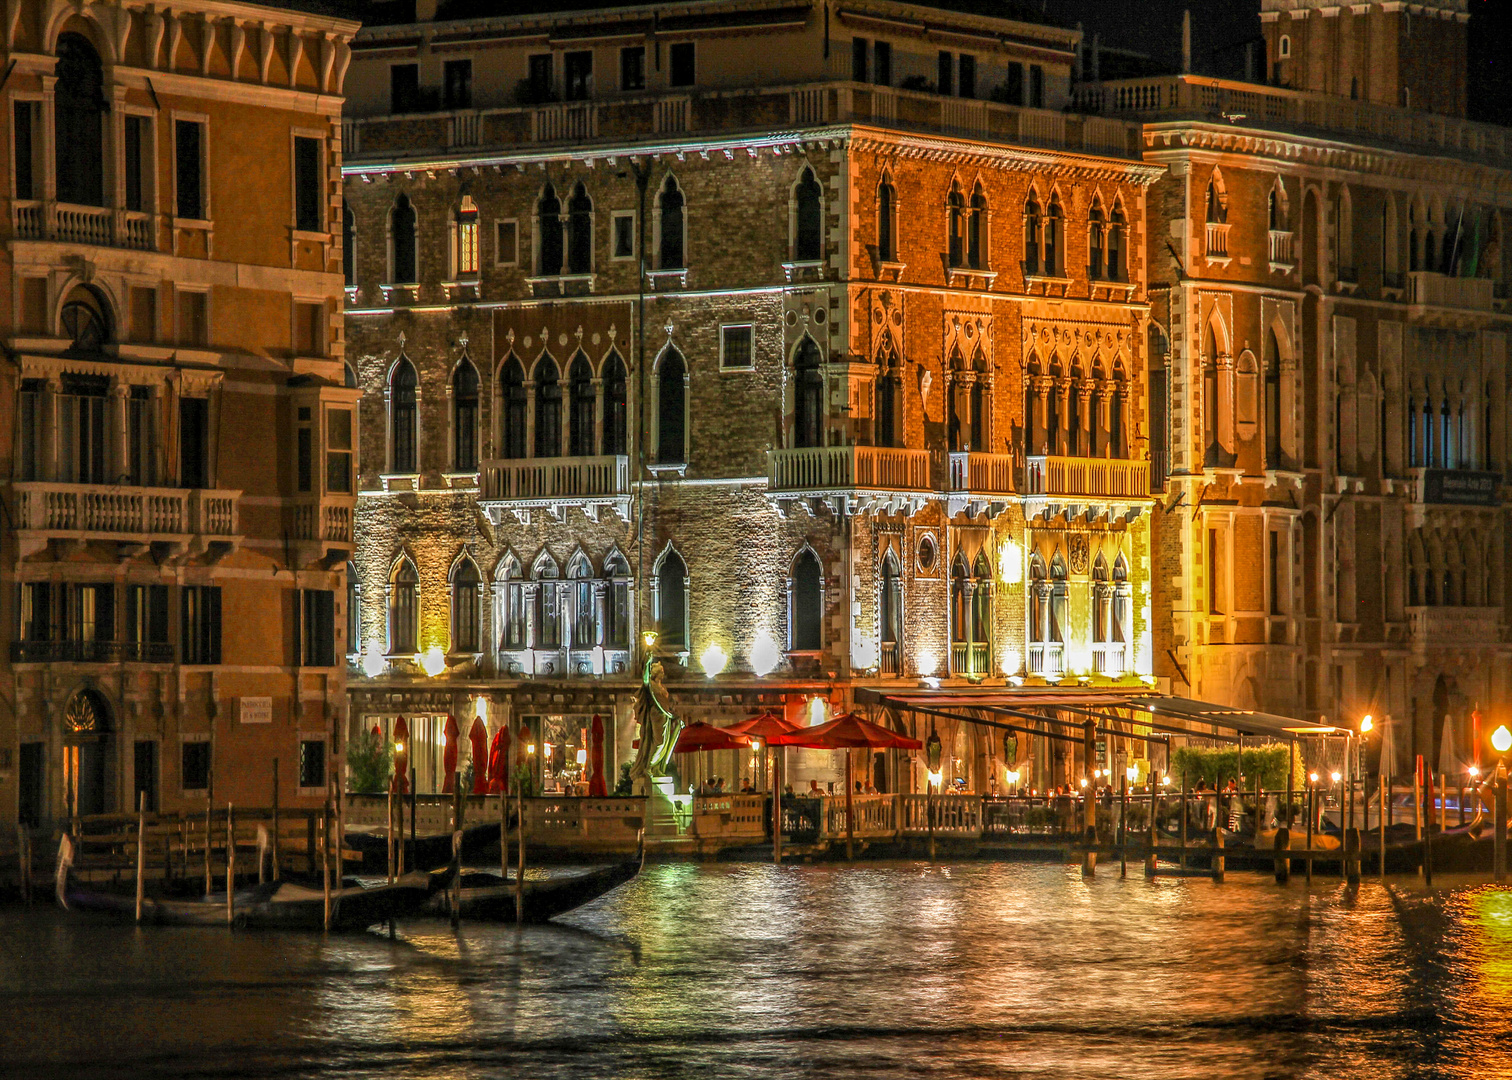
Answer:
[10,639,175,664]
[947,450,1014,517]
[1205,222,1230,260]
[11,200,156,251]
[479,454,631,524]
[1024,456,1149,499]
[1027,642,1065,677]
[768,445,932,515]
[13,482,240,557]
[1406,271,1495,313]
[1406,606,1502,647]
[1268,229,1294,268]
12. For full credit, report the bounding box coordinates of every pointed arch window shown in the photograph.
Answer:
[538,184,563,276]
[604,549,632,649]
[534,356,562,458]
[790,548,823,652]
[969,354,987,453]
[452,358,479,473]
[451,558,481,653]
[967,183,987,270]
[794,167,824,262]
[390,357,418,474]
[1110,365,1127,459]
[499,357,527,460]
[566,182,593,274]
[1024,355,1041,456]
[877,176,897,262]
[1264,330,1283,467]
[1108,202,1125,282]
[346,561,361,658]
[1044,194,1063,276]
[880,550,902,675]
[659,176,685,270]
[603,352,628,455]
[656,348,687,465]
[950,554,970,646]
[970,551,992,675]
[1049,555,1068,660]
[568,352,595,456]
[343,205,357,288]
[1088,199,1105,280]
[497,557,526,651]
[656,547,688,651]
[1046,361,1062,456]
[454,195,480,277]
[1092,554,1111,645]
[534,556,562,650]
[794,336,824,449]
[1206,178,1227,224]
[876,349,902,448]
[946,184,965,268]
[1268,188,1282,231]
[1023,194,1041,276]
[568,553,595,650]
[55,33,106,208]
[388,557,418,654]
[391,195,417,284]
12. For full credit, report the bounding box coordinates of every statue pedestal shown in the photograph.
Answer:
[645,776,685,838]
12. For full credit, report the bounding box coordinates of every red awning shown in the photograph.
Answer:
[771,712,923,750]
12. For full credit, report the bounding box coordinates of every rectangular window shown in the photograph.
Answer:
[19,277,47,335]
[720,324,754,370]
[297,405,313,493]
[179,289,209,347]
[852,37,868,83]
[179,396,209,489]
[181,585,222,665]
[127,584,171,655]
[1029,64,1045,109]
[130,286,157,343]
[564,51,593,100]
[443,59,472,109]
[14,100,35,200]
[326,409,353,494]
[620,46,645,91]
[181,740,210,791]
[608,580,629,647]
[937,51,953,96]
[390,63,420,113]
[669,42,695,87]
[495,219,518,265]
[302,589,336,667]
[293,136,322,233]
[1005,62,1025,106]
[295,300,324,357]
[958,54,976,99]
[174,119,204,220]
[527,54,553,102]
[18,379,42,481]
[457,215,479,276]
[70,583,113,645]
[124,115,151,213]
[59,378,108,485]
[299,739,327,791]
[19,582,52,642]
[612,212,635,259]
[1207,529,1223,616]
[874,41,891,86]
[1269,531,1282,615]
[126,387,152,485]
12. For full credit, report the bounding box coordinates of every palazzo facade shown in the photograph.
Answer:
[340,0,1162,797]
[0,0,358,829]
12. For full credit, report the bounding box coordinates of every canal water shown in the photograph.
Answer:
[3,862,1512,1079]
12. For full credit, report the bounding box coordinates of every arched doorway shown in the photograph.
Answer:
[62,689,111,818]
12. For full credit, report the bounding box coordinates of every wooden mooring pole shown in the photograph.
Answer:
[135,791,146,923]
[271,759,281,882]
[515,773,526,925]
[450,774,464,928]
[1496,775,1507,884]
[1305,784,1314,884]
[226,803,235,928]
[1119,775,1127,879]
[1379,773,1387,880]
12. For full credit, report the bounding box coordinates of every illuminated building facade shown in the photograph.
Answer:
[341,0,1163,796]
[1082,0,1512,772]
[0,0,359,830]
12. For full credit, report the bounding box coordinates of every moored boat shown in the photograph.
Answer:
[426,856,642,922]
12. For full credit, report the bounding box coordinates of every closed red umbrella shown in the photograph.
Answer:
[589,714,608,797]
[391,716,411,794]
[370,723,381,740]
[442,714,460,793]
[770,712,922,750]
[487,726,511,795]
[674,721,752,753]
[468,716,489,795]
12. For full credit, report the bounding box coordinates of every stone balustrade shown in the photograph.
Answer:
[13,482,240,544]
[479,454,632,523]
[768,445,931,494]
[1024,456,1149,498]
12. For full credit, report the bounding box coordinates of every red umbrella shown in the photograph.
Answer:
[441,714,460,793]
[674,721,752,753]
[771,712,923,750]
[487,726,511,795]
[391,716,411,794]
[589,714,608,797]
[370,723,381,739]
[723,712,802,744]
[468,716,489,795]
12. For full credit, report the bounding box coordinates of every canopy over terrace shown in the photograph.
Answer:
[854,687,1344,791]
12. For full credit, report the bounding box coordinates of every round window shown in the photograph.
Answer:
[917,534,937,573]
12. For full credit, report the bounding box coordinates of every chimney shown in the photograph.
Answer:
[1182,9,1192,74]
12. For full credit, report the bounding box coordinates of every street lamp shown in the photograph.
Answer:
[1494,726,1512,755]
[1359,714,1373,734]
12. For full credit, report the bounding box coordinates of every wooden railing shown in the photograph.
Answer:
[14,483,239,540]
[768,445,931,493]
[1024,456,1149,498]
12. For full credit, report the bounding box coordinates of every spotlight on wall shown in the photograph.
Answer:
[419,647,447,678]
[361,640,387,678]
[700,643,729,678]
[750,632,780,678]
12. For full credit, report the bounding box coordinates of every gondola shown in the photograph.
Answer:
[425,853,643,922]
[344,820,509,873]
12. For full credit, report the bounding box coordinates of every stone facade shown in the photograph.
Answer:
[342,0,1162,798]
[0,0,359,831]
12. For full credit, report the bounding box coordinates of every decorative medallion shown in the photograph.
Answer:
[1068,533,1090,575]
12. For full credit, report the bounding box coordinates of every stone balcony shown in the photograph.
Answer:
[768,445,932,516]
[1023,455,1151,521]
[1406,271,1496,317]
[11,200,155,251]
[947,451,1015,518]
[1408,467,1502,507]
[479,455,631,525]
[1406,606,1502,649]
[13,482,241,559]
[285,494,357,566]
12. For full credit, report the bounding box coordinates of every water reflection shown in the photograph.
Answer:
[5,865,1512,1078]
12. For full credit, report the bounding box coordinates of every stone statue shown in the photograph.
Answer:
[629,655,682,795]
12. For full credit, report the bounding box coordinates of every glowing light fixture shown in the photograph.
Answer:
[642,630,658,651]
[809,696,826,727]
[1079,778,1088,789]
[394,742,404,754]
[926,769,943,790]
[1309,772,1319,783]
[474,696,488,723]
[750,632,780,678]
[700,643,729,678]
[1359,714,1373,734]
[1330,771,1342,783]
[575,748,587,766]
[419,647,446,677]
[750,739,762,752]
[1126,766,1139,783]
[361,640,387,678]
[1494,726,1512,755]
[527,743,537,755]
[998,538,1023,585]
[1161,774,1170,787]
[1470,765,1482,778]
[544,743,553,759]
[921,676,942,690]
[1006,770,1020,786]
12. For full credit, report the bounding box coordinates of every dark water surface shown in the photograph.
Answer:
[5,862,1512,1079]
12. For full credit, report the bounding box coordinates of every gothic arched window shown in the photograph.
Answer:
[390,195,417,284]
[659,176,685,270]
[534,356,562,458]
[538,184,563,276]
[451,557,481,653]
[389,357,418,474]
[55,33,105,207]
[794,336,824,449]
[603,352,628,455]
[568,352,595,456]
[566,182,592,274]
[791,548,823,652]
[499,357,527,460]
[452,358,479,473]
[657,348,687,465]
[388,557,418,654]
[794,167,824,262]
